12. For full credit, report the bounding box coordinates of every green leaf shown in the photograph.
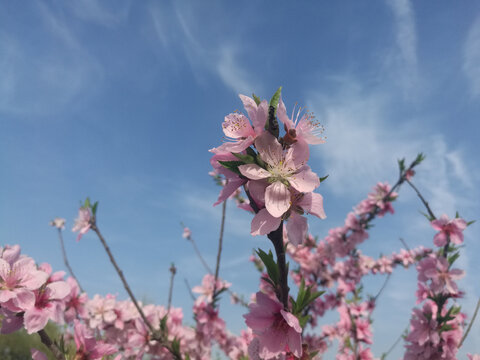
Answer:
[398,158,405,172]
[91,201,99,215]
[84,197,91,209]
[256,249,279,285]
[252,93,261,106]
[218,160,244,176]
[448,252,460,266]
[232,152,255,164]
[269,86,282,110]
[319,175,329,183]
[467,220,476,226]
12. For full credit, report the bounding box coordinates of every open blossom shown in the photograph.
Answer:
[210,95,267,155]
[74,319,117,359]
[239,132,319,218]
[49,217,66,230]
[277,97,325,148]
[192,274,231,303]
[431,214,467,247]
[72,207,92,241]
[244,292,302,359]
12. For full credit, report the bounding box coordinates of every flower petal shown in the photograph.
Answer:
[265,182,290,218]
[251,209,282,236]
[286,213,308,246]
[239,164,270,180]
[289,166,320,193]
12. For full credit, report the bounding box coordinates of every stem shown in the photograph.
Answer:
[90,224,156,336]
[459,297,480,348]
[212,200,227,303]
[267,222,289,309]
[381,324,408,359]
[38,329,65,360]
[188,236,213,274]
[405,179,436,221]
[167,263,176,312]
[56,228,84,293]
[374,273,392,302]
[184,278,196,301]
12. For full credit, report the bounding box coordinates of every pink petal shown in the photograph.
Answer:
[265,182,291,218]
[0,309,23,334]
[12,288,36,311]
[239,94,258,125]
[251,209,282,236]
[24,307,51,334]
[277,97,294,128]
[289,166,320,193]
[280,310,302,333]
[248,180,268,207]
[298,192,326,219]
[254,132,283,167]
[31,349,48,360]
[254,100,269,132]
[239,164,270,180]
[210,136,255,154]
[213,177,247,206]
[289,140,310,167]
[286,213,308,246]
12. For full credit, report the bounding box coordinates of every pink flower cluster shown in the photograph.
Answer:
[210,93,326,246]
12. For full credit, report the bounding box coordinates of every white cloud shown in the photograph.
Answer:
[149,2,256,95]
[385,0,419,96]
[306,79,476,218]
[0,3,103,117]
[463,15,480,97]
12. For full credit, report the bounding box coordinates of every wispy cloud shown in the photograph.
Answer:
[306,78,476,217]
[385,0,419,96]
[0,3,103,117]
[463,15,480,97]
[149,2,256,95]
[68,0,131,27]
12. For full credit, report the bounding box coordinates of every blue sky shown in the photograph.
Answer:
[1,0,480,357]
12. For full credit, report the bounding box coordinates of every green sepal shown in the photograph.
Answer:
[398,158,406,172]
[91,201,99,215]
[218,160,245,176]
[160,315,168,334]
[256,249,279,285]
[84,197,91,209]
[447,251,460,266]
[319,175,329,183]
[232,152,255,164]
[252,93,261,106]
[467,220,476,226]
[269,86,282,111]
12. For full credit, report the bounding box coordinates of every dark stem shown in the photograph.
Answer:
[459,297,480,348]
[212,200,227,303]
[91,224,156,336]
[38,329,65,360]
[405,179,436,221]
[267,222,289,309]
[381,324,408,359]
[56,228,84,293]
[167,263,176,312]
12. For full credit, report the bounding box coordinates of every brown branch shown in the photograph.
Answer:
[405,179,436,221]
[268,222,289,309]
[38,329,65,360]
[90,224,156,336]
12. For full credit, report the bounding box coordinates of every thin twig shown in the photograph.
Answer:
[56,228,84,293]
[188,236,213,274]
[405,179,436,221]
[184,278,196,301]
[167,263,176,312]
[399,237,410,251]
[374,273,392,302]
[212,200,227,303]
[381,324,408,359]
[90,224,156,336]
[459,297,480,348]
[38,329,65,360]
